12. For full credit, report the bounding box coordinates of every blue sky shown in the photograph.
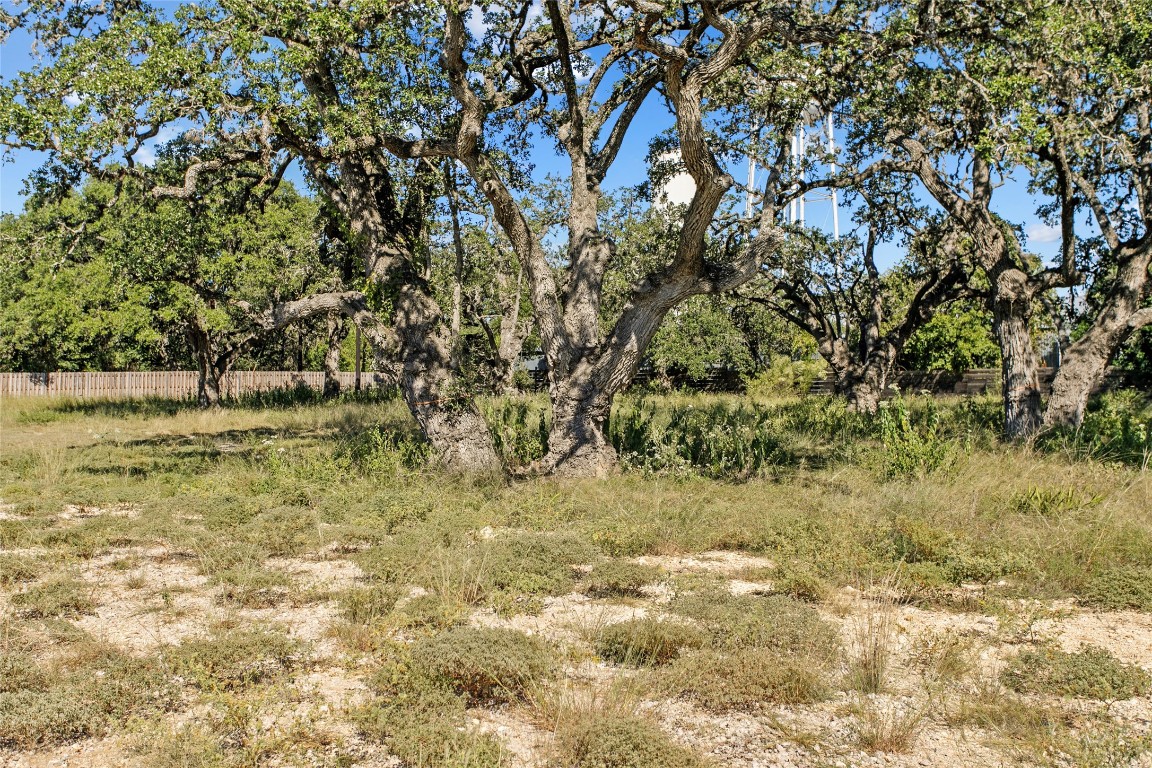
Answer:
[0,7,1061,268]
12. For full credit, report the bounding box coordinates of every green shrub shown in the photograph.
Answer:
[0,650,48,693]
[877,394,954,480]
[396,593,470,630]
[411,627,552,704]
[595,618,706,667]
[744,356,828,398]
[0,555,41,586]
[669,591,840,660]
[169,629,300,691]
[1080,568,1152,612]
[358,675,509,768]
[551,713,706,768]
[1001,646,1151,700]
[0,649,178,748]
[773,569,830,603]
[480,531,599,600]
[240,507,321,556]
[212,565,293,608]
[1009,486,1101,517]
[10,577,96,618]
[583,560,663,598]
[340,584,404,624]
[661,648,829,711]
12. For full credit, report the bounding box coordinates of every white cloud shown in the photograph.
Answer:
[63,91,84,107]
[1026,222,1061,244]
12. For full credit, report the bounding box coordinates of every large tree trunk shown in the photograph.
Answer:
[392,287,502,473]
[543,373,618,478]
[1044,245,1151,429]
[991,268,1043,439]
[323,314,344,398]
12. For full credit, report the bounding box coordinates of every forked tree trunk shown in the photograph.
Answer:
[545,374,617,478]
[991,268,1043,440]
[392,287,502,473]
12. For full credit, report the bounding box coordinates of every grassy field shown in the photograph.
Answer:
[1,391,1150,768]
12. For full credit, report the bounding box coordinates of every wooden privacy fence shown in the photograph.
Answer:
[0,371,392,400]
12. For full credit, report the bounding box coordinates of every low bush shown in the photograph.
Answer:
[339,584,404,624]
[411,626,553,704]
[669,591,840,660]
[551,712,707,768]
[773,569,830,603]
[362,639,514,766]
[1001,646,1151,700]
[10,576,96,618]
[0,554,41,586]
[661,648,829,711]
[0,647,178,748]
[595,618,706,667]
[0,650,48,693]
[212,565,294,609]
[1079,567,1152,612]
[169,629,301,691]
[583,560,663,598]
[395,593,470,630]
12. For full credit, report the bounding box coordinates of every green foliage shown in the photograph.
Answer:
[410,627,553,704]
[1043,390,1152,467]
[877,394,954,479]
[612,398,791,479]
[0,554,42,586]
[661,648,830,711]
[551,713,707,768]
[582,559,664,598]
[902,306,1000,373]
[594,618,707,667]
[743,356,828,398]
[668,591,841,660]
[0,646,179,748]
[395,593,470,631]
[169,629,301,692]
[361,644,509,768]
[340,584,404,624]
[9,576,96,618]
[1002,646,1151,700]
[1080,568,1152,612]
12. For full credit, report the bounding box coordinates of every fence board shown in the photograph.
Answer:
[0,371,392,400]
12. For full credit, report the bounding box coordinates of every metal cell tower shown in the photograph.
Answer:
[748,101,841,238]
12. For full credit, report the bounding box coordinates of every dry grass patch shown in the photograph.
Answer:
[582,559,664,598]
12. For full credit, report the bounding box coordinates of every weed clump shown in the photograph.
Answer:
[360,640,510,767]
[1001,646,1151,700]
[411,626,552,704]
[1080,567,1152,612]
[170,629,301,691]
[480,532,599,601]
[669,591,840,660]
[661,648,829,711]
[339,584,403,624]
[773,569,830,603]
[212,565,293,608]
[552,712,706,768]
[10,576,96,618]
[0,554,41,586]
[595,618,706,667]
[583,559,663,598]
[395,592,470,631]
[0,647,178,748]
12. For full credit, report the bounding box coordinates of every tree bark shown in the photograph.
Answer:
[392,286,503,473]
[991,267,1043,439]
[1044,244,1151,428]
[543,374,618,478]
[322,314,344,398]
